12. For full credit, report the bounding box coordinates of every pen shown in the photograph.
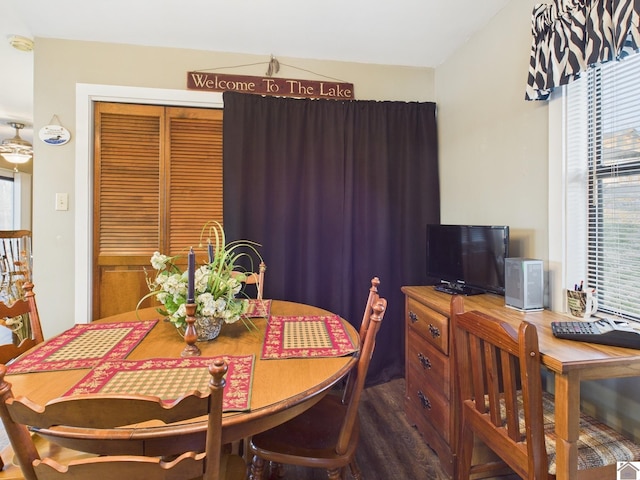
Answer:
[579,281,583,291]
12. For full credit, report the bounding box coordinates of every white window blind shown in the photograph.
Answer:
[566,53,640,320]
[0,173,14,230]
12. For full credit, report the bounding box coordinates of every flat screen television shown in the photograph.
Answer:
[426,224,510,296]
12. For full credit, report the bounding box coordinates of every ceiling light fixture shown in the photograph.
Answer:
[0,122,33,171]
[8,35,34,52]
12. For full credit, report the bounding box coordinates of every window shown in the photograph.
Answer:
[0,169,31,231]
[566,53,640,320]
[0,173,14,229]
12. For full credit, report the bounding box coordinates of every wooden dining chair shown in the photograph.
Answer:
[0,358,246,480]
[248,289,388,480]
[233,261,266,300]
[450,295,640,479]
[342,276,379,403]
[0,231,32,297]
[0,281,44,366]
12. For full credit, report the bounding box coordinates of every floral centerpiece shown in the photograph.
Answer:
[138,221,263,340]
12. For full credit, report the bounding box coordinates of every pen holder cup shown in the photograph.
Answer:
[566,289,598,319]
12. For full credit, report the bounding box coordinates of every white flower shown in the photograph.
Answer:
[195,266,211,293]
[151,252,169,270]
[162,273,187,296]
[175,303,187,319]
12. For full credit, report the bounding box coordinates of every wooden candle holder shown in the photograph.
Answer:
[181,303,201,357]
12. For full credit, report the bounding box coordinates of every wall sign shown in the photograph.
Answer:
[39,124,71,145]
[187,72,354,100]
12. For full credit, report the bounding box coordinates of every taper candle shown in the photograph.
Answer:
[187,247,195,303]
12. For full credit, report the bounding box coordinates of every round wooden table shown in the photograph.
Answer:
[3,301,359,456]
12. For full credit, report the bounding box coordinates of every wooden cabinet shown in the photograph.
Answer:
[403,286,457,477]
[402,286,510,478]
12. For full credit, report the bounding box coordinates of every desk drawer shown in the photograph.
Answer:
[405,362,450,443]
[406,297,449,355]
[406,328,449,399]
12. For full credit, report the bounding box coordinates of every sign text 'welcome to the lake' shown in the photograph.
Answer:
[187,72,354,100]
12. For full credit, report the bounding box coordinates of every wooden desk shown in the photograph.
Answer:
[1,300,358,458]
[402,286,640,480]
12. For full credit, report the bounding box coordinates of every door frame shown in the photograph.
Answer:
[74,84,223,324]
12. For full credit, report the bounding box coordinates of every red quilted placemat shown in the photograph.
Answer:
[244,299,272,318]
[261,315,357,359]
[6,320,158,374]
[63,355,254,411]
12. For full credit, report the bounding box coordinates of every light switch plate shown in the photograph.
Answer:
[55,193,69,211]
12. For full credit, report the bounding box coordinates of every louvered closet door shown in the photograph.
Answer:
[93,102,223,320]
[165,108,223,253]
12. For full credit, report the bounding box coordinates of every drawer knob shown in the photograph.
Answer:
[428,323,441,338]
[417,390,431,410]
[409,311,418,323]
[417,352,432,370]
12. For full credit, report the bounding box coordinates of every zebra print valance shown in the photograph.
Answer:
[525,0,640,101]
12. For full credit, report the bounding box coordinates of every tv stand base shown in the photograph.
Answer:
[434,283,483,296]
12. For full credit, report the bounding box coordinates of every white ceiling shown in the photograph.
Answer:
[0,0,511,145]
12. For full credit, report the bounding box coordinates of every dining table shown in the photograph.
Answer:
[0,299,359,462]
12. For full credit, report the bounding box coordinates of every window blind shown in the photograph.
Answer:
[566,53,640,320]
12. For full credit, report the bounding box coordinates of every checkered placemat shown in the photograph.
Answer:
[261,315,357,359]
[6,321,158,374]
[63,355,254,411]
[244,299,272,318]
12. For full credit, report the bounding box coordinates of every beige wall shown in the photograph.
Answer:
[436,0,548,261]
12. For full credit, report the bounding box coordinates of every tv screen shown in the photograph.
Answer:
[426,224,509,295]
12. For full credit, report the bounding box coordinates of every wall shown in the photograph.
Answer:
[32,39,435,337]
[436,0,548,262]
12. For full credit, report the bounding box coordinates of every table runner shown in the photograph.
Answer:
[63,355,254,411]
[6,320,158,374]
[244,299,272,318]
[261,314,357,359]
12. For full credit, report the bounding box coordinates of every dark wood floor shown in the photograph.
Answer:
[246,378,519,480]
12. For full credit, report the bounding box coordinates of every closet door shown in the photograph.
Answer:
[93,102,223,320]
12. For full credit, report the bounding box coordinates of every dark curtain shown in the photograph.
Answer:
[223,92,439,385]
[526,0,640,100]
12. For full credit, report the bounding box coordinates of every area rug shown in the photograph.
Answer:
[63,355,254,411]
[6,320,158,374]
[261,314,357,359]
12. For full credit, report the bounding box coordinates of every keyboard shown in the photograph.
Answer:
[551,318,640,350]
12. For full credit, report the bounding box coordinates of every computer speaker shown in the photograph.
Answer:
[505,258,544,311]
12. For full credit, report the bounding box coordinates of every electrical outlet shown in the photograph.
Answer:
[55,193,69,211]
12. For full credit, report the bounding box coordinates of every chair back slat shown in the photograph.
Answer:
[7,392,211,429]
[485,341,502,427]
[501,349,521,440]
